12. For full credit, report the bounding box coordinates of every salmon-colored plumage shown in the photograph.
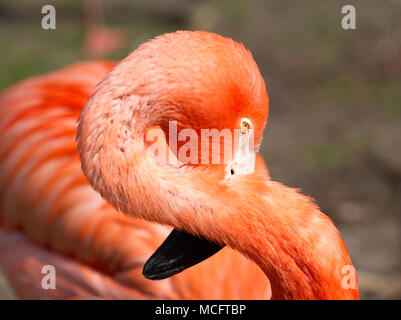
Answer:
[0,31,358,300]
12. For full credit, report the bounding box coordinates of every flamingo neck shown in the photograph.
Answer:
[214,180,359,300]
[77,79,358,300]
[125,153,359,299]
[78,122,359,299]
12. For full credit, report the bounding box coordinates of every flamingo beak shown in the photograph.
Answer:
[227,120,256,177]
[143,229,223,280]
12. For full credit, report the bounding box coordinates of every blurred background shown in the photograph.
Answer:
[0,0,400,299]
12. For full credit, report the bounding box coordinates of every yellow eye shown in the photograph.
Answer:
[240,118,252,133]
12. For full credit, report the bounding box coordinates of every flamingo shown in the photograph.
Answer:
[82,0,126,57]
[0,31,359,300]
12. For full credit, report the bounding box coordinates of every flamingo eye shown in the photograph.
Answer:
[240,118,252,134]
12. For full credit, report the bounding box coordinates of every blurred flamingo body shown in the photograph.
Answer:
[0,31,358,299]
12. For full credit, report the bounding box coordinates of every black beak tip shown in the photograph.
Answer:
[142,229,223,280]
[142,257,177,280]
[142,259,159,280]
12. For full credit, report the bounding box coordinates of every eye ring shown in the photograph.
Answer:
[240,118,252,134]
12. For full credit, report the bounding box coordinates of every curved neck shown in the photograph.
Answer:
[87,139,359,299]
[211,180,360,299]
[77,80,359,300]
